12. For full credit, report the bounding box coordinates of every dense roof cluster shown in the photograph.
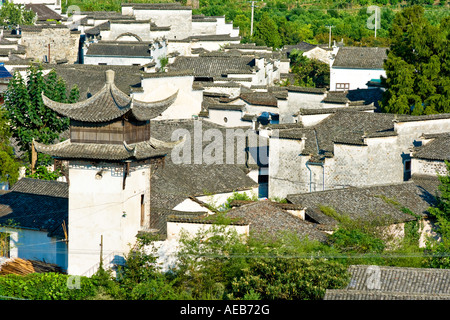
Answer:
[286,182,436,226]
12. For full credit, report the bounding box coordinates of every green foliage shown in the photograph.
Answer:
[25,165,63,181]
[171,224,349,300]
[158,55,169,72]
[0,109,20,185]
[423,161,450,268]
[0,1,35,28]
[0,273,97,300]
[381,6,450,115]
[223,191,258,210]
[288,49,330,88]
[321,206,389,263]
[4,66,78,165]
[230,256,349,300]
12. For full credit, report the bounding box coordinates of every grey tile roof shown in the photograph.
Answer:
[34,138,175,161]
[0,178,68,239]
[25,4,62,21]
[123,3,192,10]
[324,265,450,300]
[240,92,279,107]
[85,22,111,35]
[412,174,442,198]
[225,201,329,242]
[333,47,388,69]
[168,54,255,78]
[283,41,318,53]
[86,42,153,57]
[150,207,207,238]
[149,119,262,210]
[42,64,143,99]
[42,70,177,122]
[276,110,398,158]
[413,133,450,161]
[287,86,327,94]
[296,104,376,116]
[286,182,434,225]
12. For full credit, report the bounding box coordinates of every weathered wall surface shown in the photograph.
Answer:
[21,26,80,64]
[67,160,151,275]
[412,158,448,176]
[132,9,192,40]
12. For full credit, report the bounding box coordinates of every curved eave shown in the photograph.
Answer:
[33,136,186,162]
[41,84,179,123]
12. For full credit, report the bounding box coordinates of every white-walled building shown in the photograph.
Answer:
[0,178,68,269]
[268,110,450,199]
[330,47,387,91]
[83,40,167,67]
[33,70,181,275]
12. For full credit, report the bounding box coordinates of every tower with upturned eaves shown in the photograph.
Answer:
[35,70,180,275]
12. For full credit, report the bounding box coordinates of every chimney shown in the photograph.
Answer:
[105,70,115,84]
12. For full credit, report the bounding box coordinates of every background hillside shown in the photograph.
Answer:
[63,0,449,47]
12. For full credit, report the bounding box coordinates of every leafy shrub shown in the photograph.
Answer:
[230,257,350,300]
[0,273,97,300]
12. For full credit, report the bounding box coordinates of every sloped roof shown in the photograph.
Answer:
[123,3,192,10]
[225,201,329,242]
[41,70,177,122]
[168,54,255,78]
[0,64,12,78]
[86,42,152,57]
[324,265,450,300]
[149,119,262,210]
[25,4,62,21]
[42,64,143,99]
[0,178,68,239]
[286,182,435,226]
[284,41,318,54]
[333,47,388,69]
[413,133,450,161]
[240,92,279,107]
[34,137,177,161]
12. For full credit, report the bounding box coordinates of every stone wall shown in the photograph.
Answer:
[412,158,448,176]
[21,26,80,64]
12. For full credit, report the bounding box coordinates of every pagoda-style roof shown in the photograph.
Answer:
[34,137,183,161]
[41,70,178,122]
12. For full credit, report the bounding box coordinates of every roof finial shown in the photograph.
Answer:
[105,70,115,84]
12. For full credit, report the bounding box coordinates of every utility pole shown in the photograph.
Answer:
[325,25,335,48]
[374,7,377,38]
[248,1,260,37]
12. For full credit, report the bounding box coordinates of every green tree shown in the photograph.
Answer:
[253,12,282,49]
[3,66,78,170]
[0,109,20,185]
[423,162,450,268]
[288,49,330,88]
[0,0,35,28]
[381,6,450,115]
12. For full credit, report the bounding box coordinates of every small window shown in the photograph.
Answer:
[404,160,411,171]
[140,194,145,227]
[336,83,349,90]
[223,117,228,123]
[0,232,10,258]
[404,160,412,181]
